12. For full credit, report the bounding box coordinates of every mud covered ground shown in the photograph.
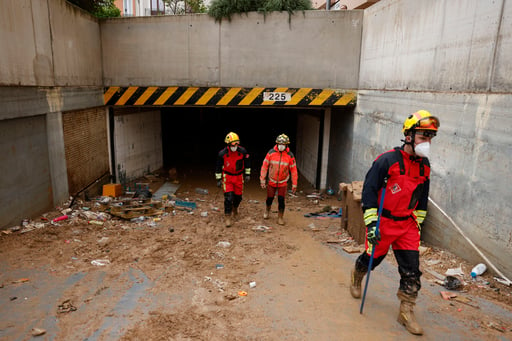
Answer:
[0,170,511,340]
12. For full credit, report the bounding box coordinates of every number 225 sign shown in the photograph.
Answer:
[263,92,291,102]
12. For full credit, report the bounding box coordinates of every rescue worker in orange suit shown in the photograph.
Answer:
[216,132,251,227]
[349,110,440,335]
[260,134,298,225]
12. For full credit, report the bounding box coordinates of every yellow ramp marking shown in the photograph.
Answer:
[334,92,356,106]
[197,87,220,105]
[217,88,242,106]
[104,87,119,104]
[116,86,138,105]
[134,87,158,105]
[239,87,264,105]
[262,87,288,105]
[175,87,199,105]
[286,88,312,105]
[154,87,178,105]
[309,89,334,106]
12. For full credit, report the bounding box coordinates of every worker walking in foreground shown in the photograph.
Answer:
[260,134,298,225]
[216,132,251,227]
[350,110,440,335]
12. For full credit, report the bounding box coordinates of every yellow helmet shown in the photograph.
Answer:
[276,134,290,144]
[402,110,440,135]
[224,132,240,144]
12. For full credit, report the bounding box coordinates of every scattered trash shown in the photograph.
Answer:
[12,278,29,284]
[215,264,224,269]
[440,291,479,308]
[88,220,104,226]
[217,241,231,248]
[130,216,146,223]
[252,225,272,232]
[487,322,507,333]
[304,208,342,218]
[494,277,512,286]
[238,291,248,296]
[200,211,208,217]
[342,245,364,254]
[31,328,46,336]
[91,259,110,266]
[97,237,109,245]
[52,215,68,223]
[57,299,77,314]
[471,263,487,278]
[440,291,458,300]
[195,188,209,195]
[169,227,175,232]
[9,296,17,301]
[425,259,441,266]
[443,275,462,290]
[425,268,446,281]
[445,264,464,277]
[249,281,256,288]
[174,200,197,210]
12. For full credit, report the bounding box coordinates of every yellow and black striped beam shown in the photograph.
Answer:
[104,86,356,107]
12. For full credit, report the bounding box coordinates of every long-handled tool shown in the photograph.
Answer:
[360,178,387,314]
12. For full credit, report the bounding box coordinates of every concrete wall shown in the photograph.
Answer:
[0,0,103,86]
[345,0,512,278]
[0,0,104,226]
[101,10,363,88]
[113,110,163,183]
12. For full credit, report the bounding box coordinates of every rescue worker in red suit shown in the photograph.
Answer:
[216,132,251,227]
[260,134,298,225]
[349,110,440,335]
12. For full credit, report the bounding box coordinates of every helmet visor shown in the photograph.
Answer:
[416,116,439,130]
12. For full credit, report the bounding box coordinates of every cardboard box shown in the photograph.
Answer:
[339,181,366,244]
[103,183,122,197]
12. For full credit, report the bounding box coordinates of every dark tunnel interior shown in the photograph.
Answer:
[161,107,323,177]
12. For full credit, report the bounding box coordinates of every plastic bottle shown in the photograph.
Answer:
[470,263,487,278]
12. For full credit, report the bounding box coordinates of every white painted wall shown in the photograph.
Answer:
[296,113,321,186]
[114,111,163,183]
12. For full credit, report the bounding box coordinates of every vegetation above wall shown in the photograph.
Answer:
[67,0,121,18]
[208,0,313,22]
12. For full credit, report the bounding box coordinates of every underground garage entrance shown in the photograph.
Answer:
[104,86,356,192]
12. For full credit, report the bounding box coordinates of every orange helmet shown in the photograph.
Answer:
[224,132,240,145]
[402,110,440,135]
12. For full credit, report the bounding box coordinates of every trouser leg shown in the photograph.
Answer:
[233,194,242,216]
[350,252,386,298]
[394,249,423,335]
[224,192,234,215]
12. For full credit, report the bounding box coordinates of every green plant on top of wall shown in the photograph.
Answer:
[208,0,312,23]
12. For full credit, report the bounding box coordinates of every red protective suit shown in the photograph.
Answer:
[259,145,298,190]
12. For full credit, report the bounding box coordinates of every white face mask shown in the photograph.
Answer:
[230,146,237,152]
[277,144,286,152]
[415,142,430,158]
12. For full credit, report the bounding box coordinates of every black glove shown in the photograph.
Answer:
[217,180,222,188]
[245,175,250,182]
[366,221,380,246]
